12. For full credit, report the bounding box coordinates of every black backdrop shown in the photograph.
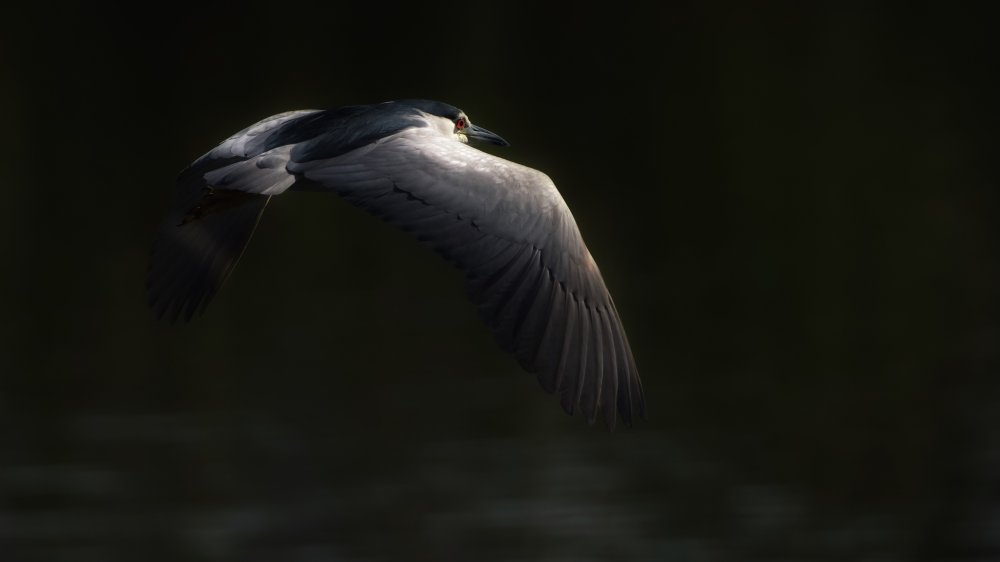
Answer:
[1,2,998,560]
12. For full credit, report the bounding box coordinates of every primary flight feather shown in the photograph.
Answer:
[148,99,644,427]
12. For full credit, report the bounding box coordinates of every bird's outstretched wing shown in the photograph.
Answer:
[287,128,644,427]
[147,110,321,321]
[150,119,644,427]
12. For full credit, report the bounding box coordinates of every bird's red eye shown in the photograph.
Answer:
[455,118,466,129]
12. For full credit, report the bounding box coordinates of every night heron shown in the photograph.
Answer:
[148,99,644,427]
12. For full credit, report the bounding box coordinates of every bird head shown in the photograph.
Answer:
[395,99,510,147]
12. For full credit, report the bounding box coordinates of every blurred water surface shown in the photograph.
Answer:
[2,397,998,561]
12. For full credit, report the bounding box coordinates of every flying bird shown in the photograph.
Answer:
[148,99,644,427]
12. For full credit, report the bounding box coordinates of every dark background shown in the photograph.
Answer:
[1,2,998,560]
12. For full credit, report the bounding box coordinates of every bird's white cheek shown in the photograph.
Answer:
[456,133,469,143]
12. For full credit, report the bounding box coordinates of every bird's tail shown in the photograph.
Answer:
[147,164,270,322]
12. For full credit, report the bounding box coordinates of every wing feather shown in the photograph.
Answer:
[580,307,604,424]
[598,308,619,429]
[565,301,590,416]
[491,249,545,349]
[287,127,643,426]
[512,268,557,370]
[532,276,568,390]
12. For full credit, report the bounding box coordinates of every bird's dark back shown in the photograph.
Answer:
[250,101,453,163]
